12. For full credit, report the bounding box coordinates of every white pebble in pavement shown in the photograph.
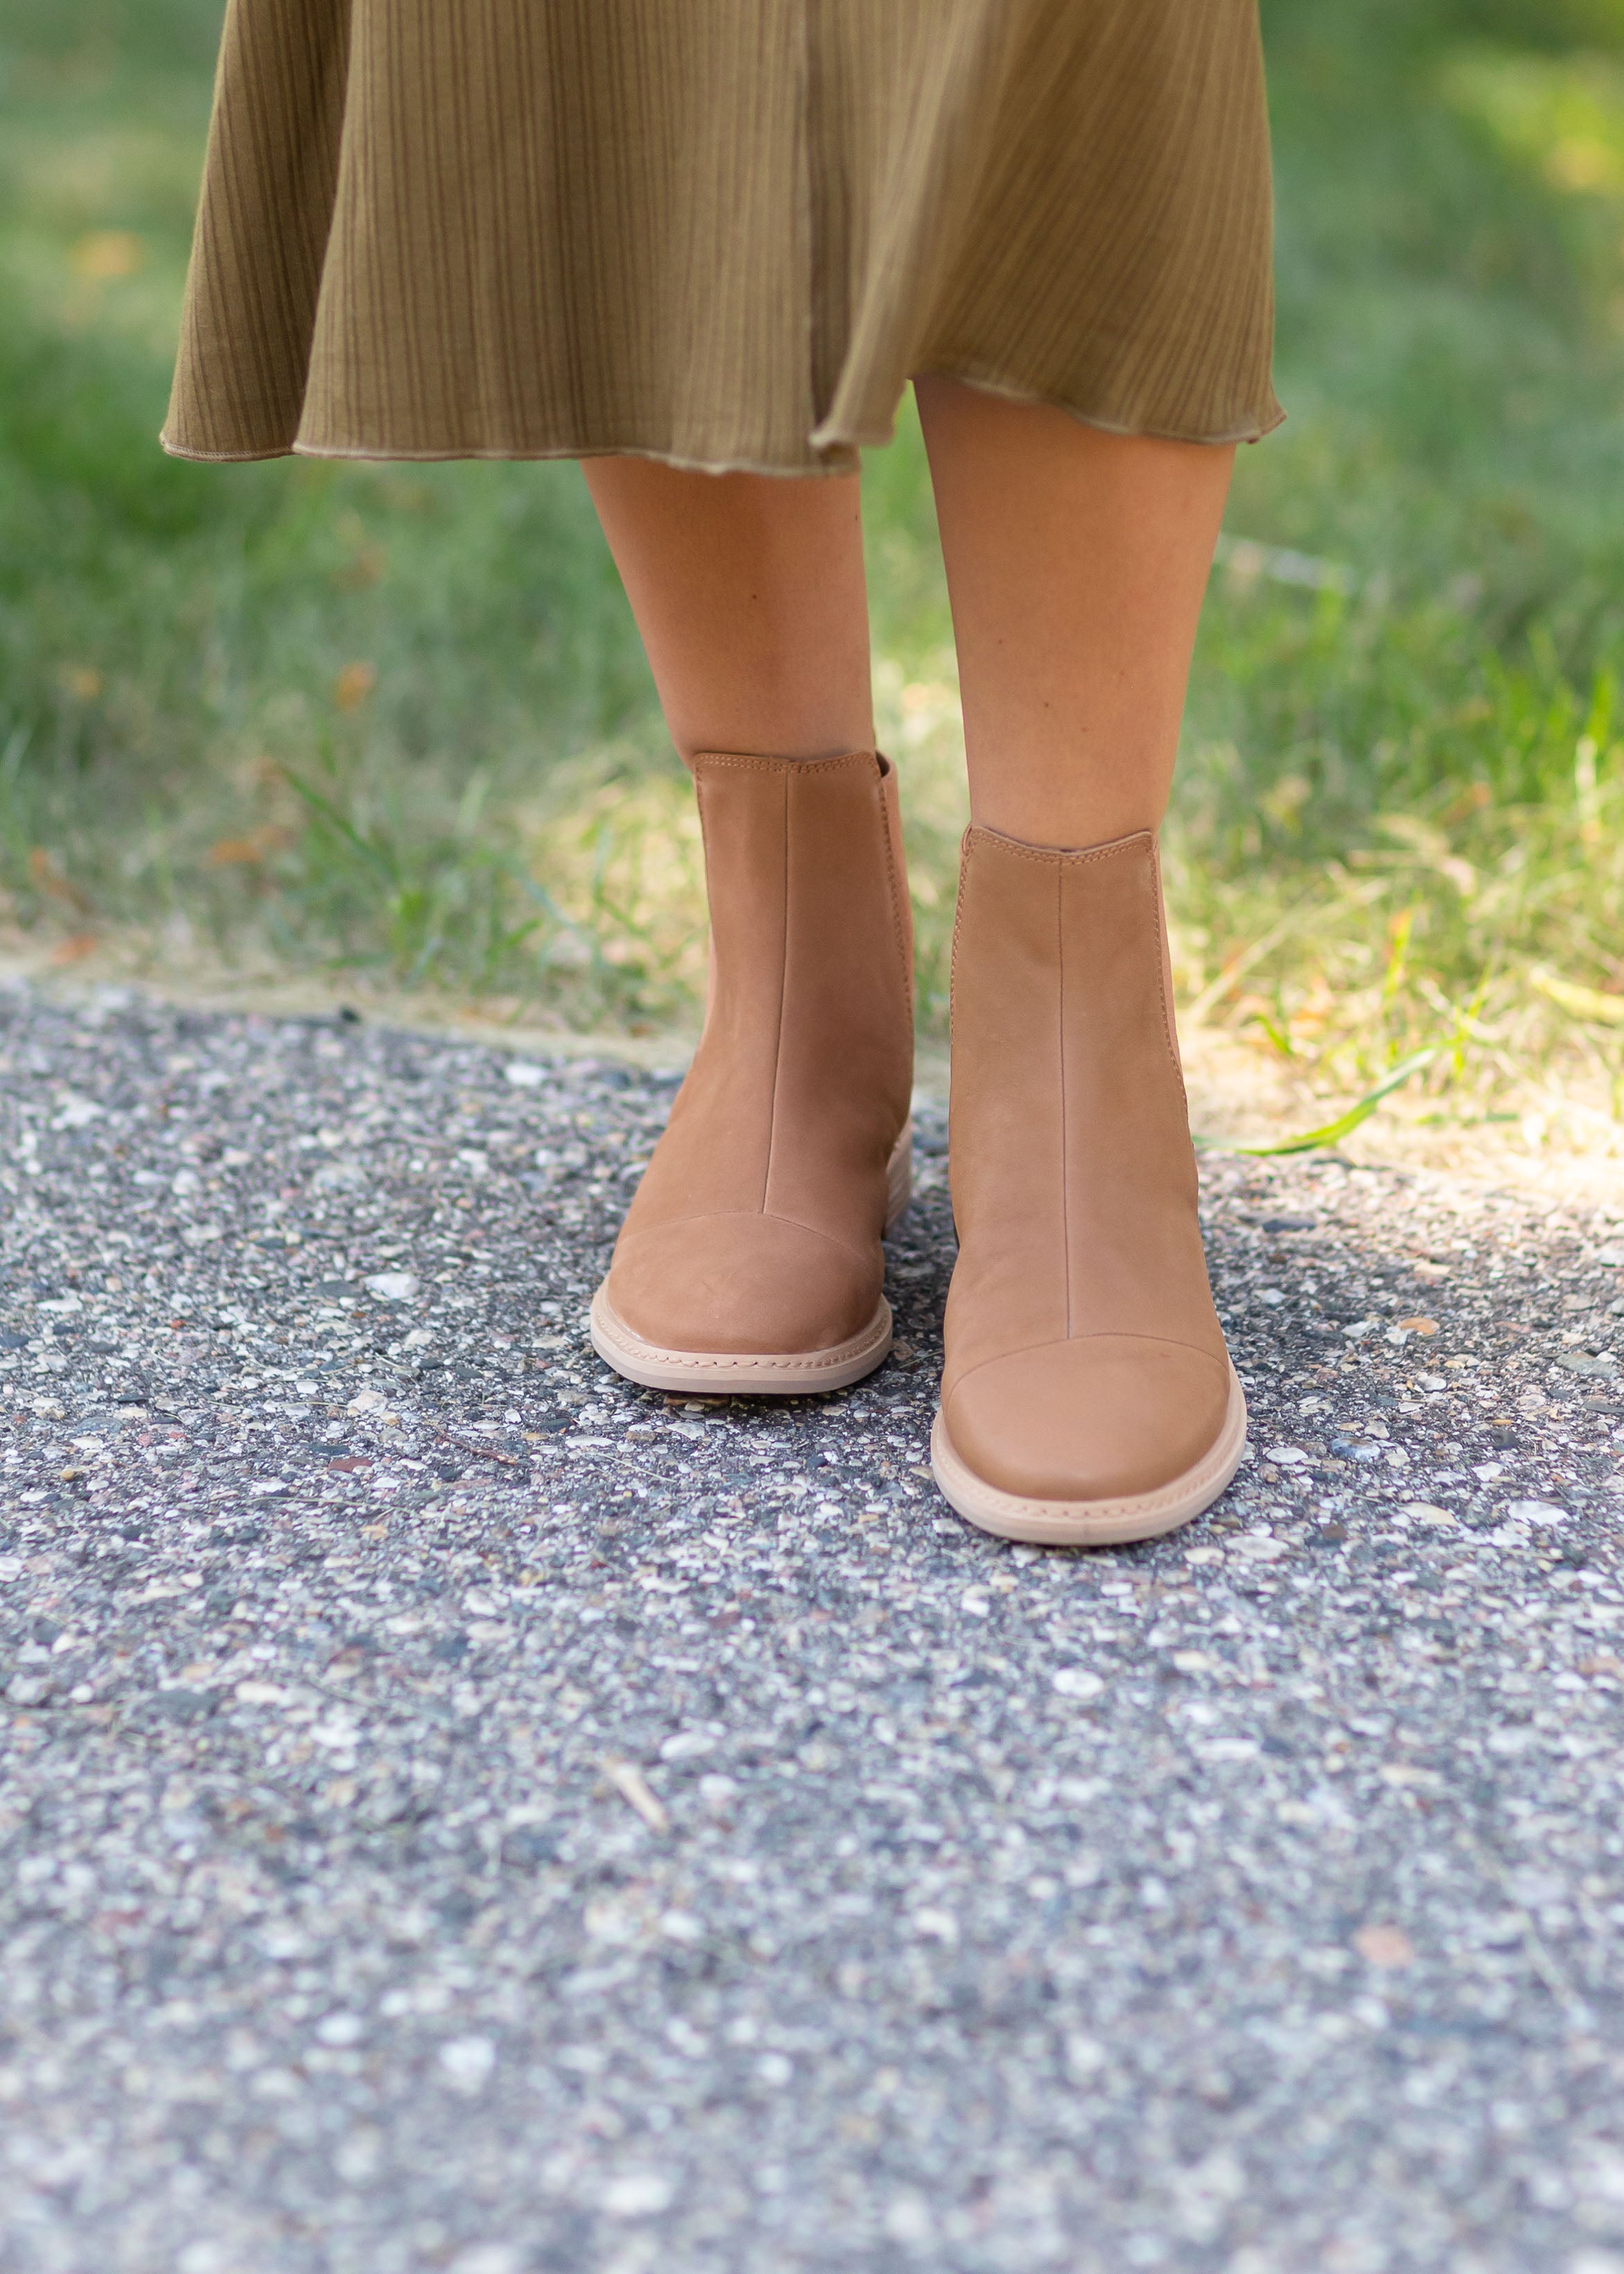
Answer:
[437,2037,496,2097]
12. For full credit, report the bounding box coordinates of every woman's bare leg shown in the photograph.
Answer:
[912,376,1233,847]
[582,458,874,763]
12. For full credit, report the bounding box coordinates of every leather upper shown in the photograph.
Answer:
[941,825,1230,1499]
[606,750,914,1357]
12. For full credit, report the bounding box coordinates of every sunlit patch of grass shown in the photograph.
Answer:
[1167,577,1624,1145]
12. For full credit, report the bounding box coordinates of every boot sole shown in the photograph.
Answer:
[590,1287,895,1396]
[929,1364,1248,1547]
[587,1126,911,1397]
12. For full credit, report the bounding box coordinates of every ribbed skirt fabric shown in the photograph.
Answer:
[163,0,1281,475]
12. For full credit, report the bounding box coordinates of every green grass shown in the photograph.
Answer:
[1,0,1623,1138]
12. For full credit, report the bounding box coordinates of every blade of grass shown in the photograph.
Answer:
[279,766,399,885]
[1212,1047,1440,1157]
[1529,967,1624,1026]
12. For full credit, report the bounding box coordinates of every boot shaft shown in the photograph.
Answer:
[945,824,1221,1377]
[629,749,914,1241]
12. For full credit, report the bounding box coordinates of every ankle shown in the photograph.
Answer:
[967,799,1164,852]
[968,811,1161,854]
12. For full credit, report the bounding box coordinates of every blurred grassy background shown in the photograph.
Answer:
[3,0,1624,1149]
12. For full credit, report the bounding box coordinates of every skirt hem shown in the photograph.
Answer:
[160,432,859,477]
[893,365,1287,451]
[160,365,1283,475]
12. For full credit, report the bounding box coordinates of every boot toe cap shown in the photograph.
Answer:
[943,1334,1232,1504]
[607,1212,881,1357]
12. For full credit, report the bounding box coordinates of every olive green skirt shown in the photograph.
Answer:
[163,0,1281,475]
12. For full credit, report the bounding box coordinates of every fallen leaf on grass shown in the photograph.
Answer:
[335,544,386,591]
[207,825,295,867]
[29,849,94,914]
[334,662,377,711]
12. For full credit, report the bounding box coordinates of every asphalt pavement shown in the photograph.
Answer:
[3,981,1624,2274]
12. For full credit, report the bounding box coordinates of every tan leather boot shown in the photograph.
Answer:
[932,824,1246,1545]
[590,749,914,1395]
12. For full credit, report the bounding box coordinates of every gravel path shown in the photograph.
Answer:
[3,982,1624,2274]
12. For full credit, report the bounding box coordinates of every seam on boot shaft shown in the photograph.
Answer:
[693,748,914,1013]
[948,822,1200,1346]
[693,745,915,1118]
[950,824,1182,1082]
[683,750,914,1241]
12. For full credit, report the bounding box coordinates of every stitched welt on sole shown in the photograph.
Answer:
[589,1285,894,1397]
[929,1366,1248,1547]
